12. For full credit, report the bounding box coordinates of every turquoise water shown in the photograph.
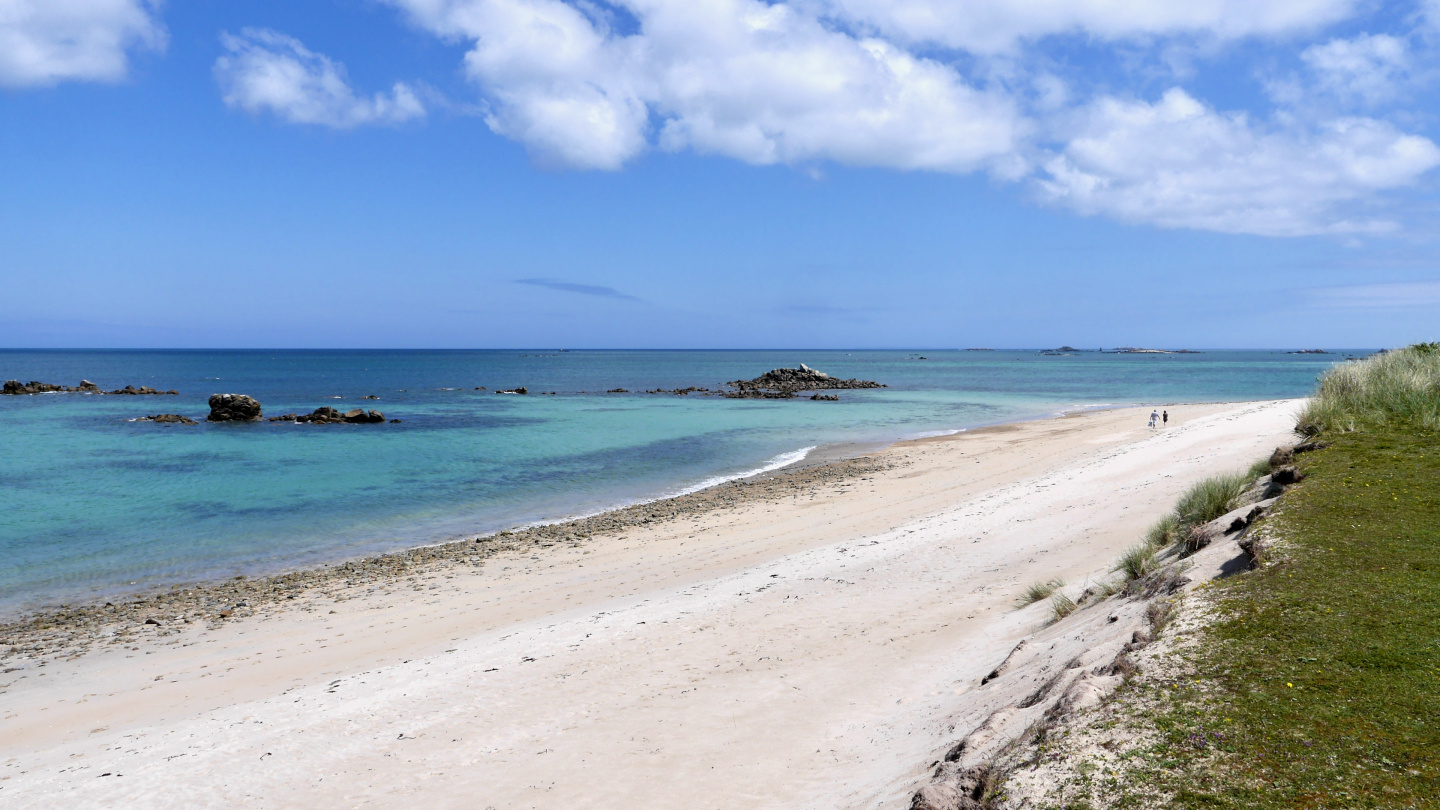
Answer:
[0,349,1356,612]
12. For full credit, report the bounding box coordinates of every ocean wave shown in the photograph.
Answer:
[909,428,965,439]
[666,446,816,499]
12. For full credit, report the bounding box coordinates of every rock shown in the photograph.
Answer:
[3,380,66,394]
[810,394,839,401]
[389,419,402,423]
[207,394,262,422]
[144,618,161,626]
[607,388,628,393]
[1271,465,1304,485]
[1269,446,1294,468]
[1239,533,1269,564]
[78,380,100,392]
[342,409,385,423]
[139,414,197,425]
[496,387,528,395]
[362,395,379,400]
[727,366,882,396]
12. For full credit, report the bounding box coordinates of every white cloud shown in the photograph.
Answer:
[214,29,425,128]
[0,0,165,87]
[1037,88,1440,236]
[817,0,1359,53]
[385,0,1022,171]
[383,0,1440,237]
[1301,33,1409,105]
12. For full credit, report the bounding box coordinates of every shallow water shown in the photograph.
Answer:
[0,349,1355,611]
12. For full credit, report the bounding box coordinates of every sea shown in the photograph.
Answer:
[0,349,1359,614]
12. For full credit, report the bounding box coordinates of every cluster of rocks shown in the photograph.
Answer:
[495,387,528,395]
[204,394,394,424]
[136,414,197,425]
[725,364,883,399]
[3,380,177,395]
[268,407,391,424]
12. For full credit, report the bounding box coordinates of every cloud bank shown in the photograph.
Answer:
[0,0,165,87]
[378,0,1440,236]
[214,29,425,128]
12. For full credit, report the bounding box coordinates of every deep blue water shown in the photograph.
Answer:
[0,349,1358,613]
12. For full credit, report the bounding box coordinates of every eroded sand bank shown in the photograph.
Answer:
[0,400,1300,808]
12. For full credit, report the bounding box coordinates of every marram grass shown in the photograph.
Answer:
[1296,342,1440,436]
[1018,578,1065,606]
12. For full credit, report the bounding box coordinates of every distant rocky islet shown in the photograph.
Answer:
[3,379,177,395]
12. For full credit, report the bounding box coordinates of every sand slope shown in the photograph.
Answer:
[0,401,1300,808]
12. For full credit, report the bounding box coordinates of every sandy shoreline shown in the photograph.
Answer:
[0,400,1301,808]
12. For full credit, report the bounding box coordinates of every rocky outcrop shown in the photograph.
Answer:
[207,394,262,422]
[725,364,883,397]
[496,387,528,395]
[810,394,839,401]
[137,414,197,425]
[3,380,176,395]
[107,385,176,395]
[267,407,386,424]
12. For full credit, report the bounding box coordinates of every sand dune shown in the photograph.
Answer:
[0,400,1300,809]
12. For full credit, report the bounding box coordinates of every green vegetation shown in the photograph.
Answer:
[1146,514,1181,548]
[1050,592,1077,622]
[1173,471,1251,531]
[1296,342,1440,436]
[1019,578,1066,606]
[1112,542,1157,582]
[1142,344,1440,807]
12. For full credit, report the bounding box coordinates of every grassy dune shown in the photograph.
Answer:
[1150,345,1440,807]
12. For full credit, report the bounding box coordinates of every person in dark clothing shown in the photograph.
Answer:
[1162,410,1169,426]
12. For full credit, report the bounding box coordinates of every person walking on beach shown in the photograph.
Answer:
[1162,409,1169,427]
[1149,409,1159,428]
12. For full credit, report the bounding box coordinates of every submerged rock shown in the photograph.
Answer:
[268,406,386,424]
[207,394,263,422]
[137,414,197,425]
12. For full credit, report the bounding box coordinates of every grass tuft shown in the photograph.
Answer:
[1174,472,1250,531]
[1112,543,1157,581]
[1145,514,1181,548]
[1296,343,1440,436]
[1050,592,1077,622]
[1018,578,1065,606]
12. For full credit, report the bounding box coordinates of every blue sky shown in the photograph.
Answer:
[3,0,1439,349]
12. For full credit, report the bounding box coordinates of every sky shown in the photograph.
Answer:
[2,0,1439,349]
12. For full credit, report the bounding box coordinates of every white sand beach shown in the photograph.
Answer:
[0,400,1301,809]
